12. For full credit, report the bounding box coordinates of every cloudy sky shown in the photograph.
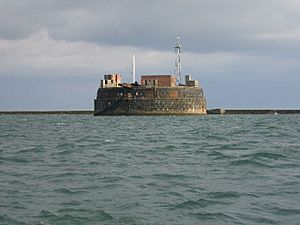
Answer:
[0,0,299,110]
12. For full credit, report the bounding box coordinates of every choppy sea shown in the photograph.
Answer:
[0,115,300,225]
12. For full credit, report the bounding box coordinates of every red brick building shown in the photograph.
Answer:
[141,75,176,87]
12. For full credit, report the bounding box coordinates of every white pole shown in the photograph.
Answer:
[132,54,136,83]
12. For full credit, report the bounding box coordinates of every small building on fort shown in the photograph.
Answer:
[100,73,121,88]
[141,75,176,87]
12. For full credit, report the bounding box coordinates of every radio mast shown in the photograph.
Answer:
[132,54,136,83]
[174,36,182,85]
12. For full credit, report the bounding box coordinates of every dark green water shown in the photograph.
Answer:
[1,115,300,225]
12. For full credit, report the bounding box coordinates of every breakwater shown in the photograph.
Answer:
[207,109,300,115]
[0,110,93,115]
[1,109,300,115]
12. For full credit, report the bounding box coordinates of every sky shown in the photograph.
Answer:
[0,0,299,110]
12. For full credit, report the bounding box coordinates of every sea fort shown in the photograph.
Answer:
[94,37,207,116]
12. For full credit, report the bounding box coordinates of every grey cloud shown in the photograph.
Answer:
[2,0,300,55]
[0,0,300,109]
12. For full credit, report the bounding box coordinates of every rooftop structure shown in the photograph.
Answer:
[185,75,199,87]
[100,73,122,88]
[141,75,176,87]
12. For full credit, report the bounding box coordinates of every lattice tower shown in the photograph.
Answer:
[174,36,182,84]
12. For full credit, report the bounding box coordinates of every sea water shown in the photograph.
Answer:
[0,115,299,225]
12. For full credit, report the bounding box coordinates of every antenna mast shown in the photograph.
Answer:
[174,36,182,85]
[132,54,136,83]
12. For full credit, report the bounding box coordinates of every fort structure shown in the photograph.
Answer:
[94,37,207,116]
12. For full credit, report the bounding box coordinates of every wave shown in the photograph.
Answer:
[55,143,75,150]
[0,156,32,164]
[171,198,225,210]
[0,133,14,138]
[236,212,277,224]
[93,153,106,158]
[189,211,236,221]
[39,208,114,224]
[243,152,287,160]
[0,214,26,225]
[53,188,87,195]
[270,206,300,216]
[37,171,99,181]
[16,146,44,154]
[230,159,273,168]
[211,143,250,151]
[208,150,238,160]
[152,173,187,180]
[60,200,82,206]
[276,163,300,169]
[207,191,241,199]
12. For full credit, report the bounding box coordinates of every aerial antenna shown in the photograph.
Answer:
[174,36,182,85]
[132,54,136,83]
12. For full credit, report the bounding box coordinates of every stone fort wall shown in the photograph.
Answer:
[94,86,207,115]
